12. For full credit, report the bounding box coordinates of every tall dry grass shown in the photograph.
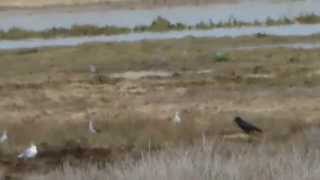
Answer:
[27,129,320,180]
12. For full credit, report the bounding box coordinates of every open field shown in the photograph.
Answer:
[1,35,320,178]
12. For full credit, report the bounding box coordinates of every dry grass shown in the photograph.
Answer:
[27,133,320,180]
[0,36,319,148]
[1,35,320,178]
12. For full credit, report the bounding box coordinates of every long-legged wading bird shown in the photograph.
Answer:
[89,119,100,134]
[173,111,182,124]
[89,64,97,74]
[18,143,38,159]
[0,130,7,143]
[234,116,262,134]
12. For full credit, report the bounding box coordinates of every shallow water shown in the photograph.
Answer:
[0,0,319,31]
[227,42,320,51]
[1,24,320,50]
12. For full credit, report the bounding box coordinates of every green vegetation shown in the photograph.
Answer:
[0,25,130,40]
[265,16,293,26]
[296,13,320,24]
[213,52,230,62]
[1,14,320,40]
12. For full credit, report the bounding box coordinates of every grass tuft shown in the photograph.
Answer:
[213,52,230,62]
[26,137,320,180]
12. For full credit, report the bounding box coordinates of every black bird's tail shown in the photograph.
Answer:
[253,126,263,133]
[234,116,263,134]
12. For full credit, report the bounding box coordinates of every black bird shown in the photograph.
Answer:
[234,116,262,134]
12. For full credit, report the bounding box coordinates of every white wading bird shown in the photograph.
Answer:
[173,111,182,124]
[18,143,38,159]
[89,64,97,74]
[0,130,7,143]
[89,119,99,134]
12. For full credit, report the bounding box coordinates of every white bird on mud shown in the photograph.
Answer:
[18,143,38,159]
[89,119,98,134]
[173,111,182,124]
[0,130,8,143]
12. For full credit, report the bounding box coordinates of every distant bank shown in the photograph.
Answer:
[1,24,320,50]
[0,0,237,8]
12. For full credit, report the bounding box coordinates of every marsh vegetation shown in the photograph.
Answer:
[1,35,320,178]
[1,14,320,40]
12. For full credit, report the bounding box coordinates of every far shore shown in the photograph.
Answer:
[0,0,238,11]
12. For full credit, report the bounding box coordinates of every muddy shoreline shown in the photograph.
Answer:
[0,0,238,10]
[2,24,320,50]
